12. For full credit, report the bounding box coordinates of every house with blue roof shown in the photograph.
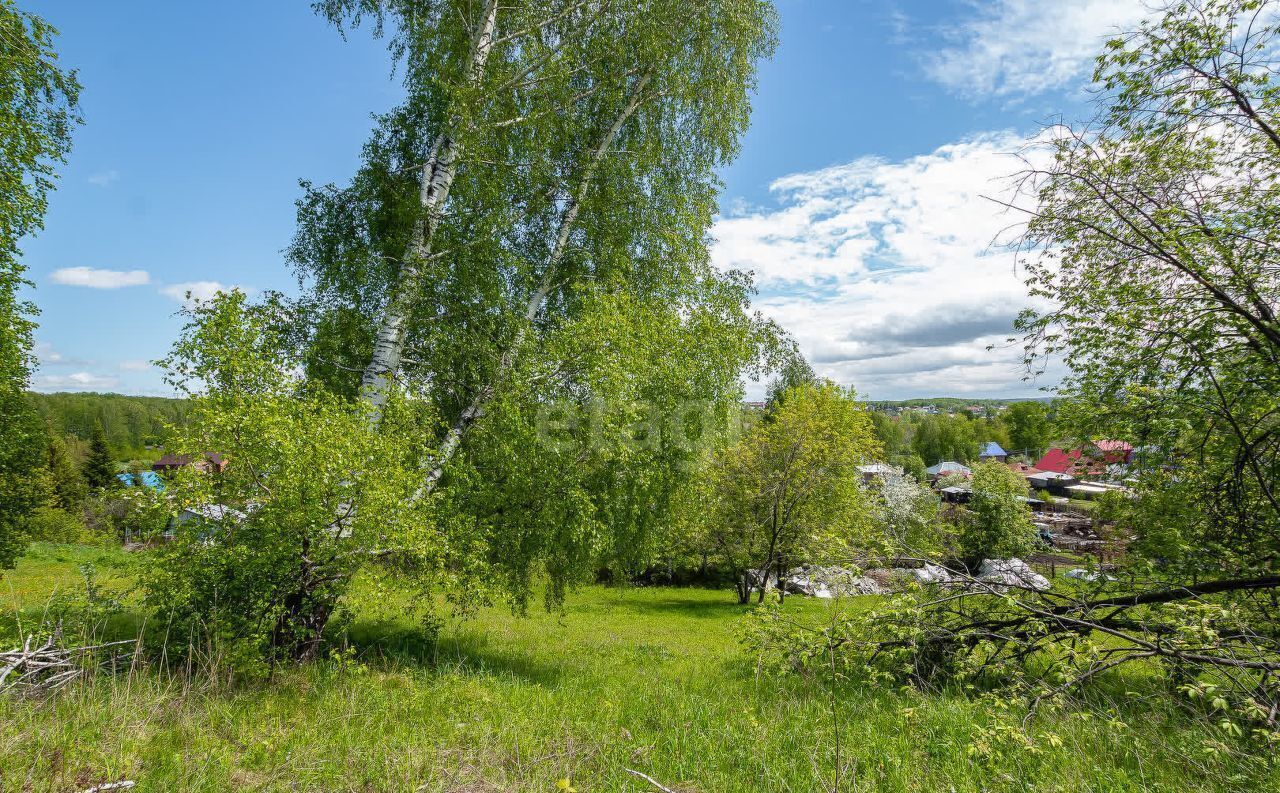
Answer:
[116,470,165,491]
[978,441,1008,462]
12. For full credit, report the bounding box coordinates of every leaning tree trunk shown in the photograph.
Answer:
[359,0,500,423]
[419,74,652,495]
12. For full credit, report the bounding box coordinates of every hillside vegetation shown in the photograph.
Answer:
[27,392,187,457]
[0,544,1273,793]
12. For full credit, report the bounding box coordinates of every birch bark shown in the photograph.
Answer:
[360,0,500,420]
[421,74,652,493]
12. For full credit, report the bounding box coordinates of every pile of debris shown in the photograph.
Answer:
[779,558,1052,598]
[782,565,888,598]
[1,633,134,696]
[974,558,1052,590]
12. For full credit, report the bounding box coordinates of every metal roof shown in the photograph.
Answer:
[116,470,165,491]
[926,461,972,476]
[979,441,1008,457]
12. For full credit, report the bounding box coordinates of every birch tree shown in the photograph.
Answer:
[0,1,79,570]
[289,0,779,596]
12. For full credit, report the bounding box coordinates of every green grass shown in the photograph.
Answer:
[0,544,1274,792]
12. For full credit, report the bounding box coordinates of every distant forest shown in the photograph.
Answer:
[27,392,188,458]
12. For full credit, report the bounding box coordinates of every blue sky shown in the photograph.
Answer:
[20,0,1148,399]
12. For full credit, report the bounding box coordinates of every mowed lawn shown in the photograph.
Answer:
[0,544,1274,792]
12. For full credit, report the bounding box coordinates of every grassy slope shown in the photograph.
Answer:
[0,545,1274,792]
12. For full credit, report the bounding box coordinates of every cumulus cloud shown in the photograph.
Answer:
[924,0,1149,99]
[713,132,1057,399]
[50,267,151,289]
[159,281,249,306]
[32,371,119,392]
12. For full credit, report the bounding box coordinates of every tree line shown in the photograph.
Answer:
[27,391,189,456]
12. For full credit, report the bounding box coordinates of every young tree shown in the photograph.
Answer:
[44,426,85,510]
[910,413,977,465]
[873,466,943,556]
[0,1,80,571]
[82,421,115,491]
[762,346,816,417]
[701,382,881,603]
[146,293,443,664]
[290,0,780,595]
[959,461,1036,568]
[1002,401,1053,458]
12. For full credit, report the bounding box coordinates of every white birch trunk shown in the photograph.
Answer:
[420,75,652,494]
[360,0,500,421]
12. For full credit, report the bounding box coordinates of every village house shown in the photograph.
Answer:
[116,470,165,491]
[977,441,1008,462]
[152,452,228,475]
[925,460,972,482]
[857,462,896,483]
[1026,470,1079,496]
[1035,440,1133,477]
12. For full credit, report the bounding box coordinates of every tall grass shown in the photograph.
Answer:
[0,544,1274,792]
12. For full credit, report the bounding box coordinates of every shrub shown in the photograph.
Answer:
[142,293,441,671]
[24,506,88,544]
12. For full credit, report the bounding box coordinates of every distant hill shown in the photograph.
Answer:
[864,397,1055,411]
[26,392,189,457]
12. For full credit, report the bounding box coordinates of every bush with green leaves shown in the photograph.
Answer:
[697,381,881,603]
[143,293,444,667]
[24,506,88,544]
[958,461,1037,568]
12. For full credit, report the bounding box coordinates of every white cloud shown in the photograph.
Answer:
[33,341,95,368]
[50,267,151,289]
[118,360,154,372]
[159,281,249,306]
[34,341,64,365]
[32,371,120,392]
[924,0,1149,99]
[87,169,120,187]
[713,131,1060,399]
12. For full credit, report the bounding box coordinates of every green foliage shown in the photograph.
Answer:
[762,346,816,414]
[42,426,85,509]
[0,400,42,571]
[910,413,977,465]
[889,452,928,483]
[144,293,444,667]
[450,283,769,609]
[0,1,80,573]
[699,382,881,602]
[959,461,1036,566]
[27,391,188,456]
[293,0,779,479]
[1002,401,1054,457]
[869,411,908,455]
[81,421,116,491]
[24,506,87,544]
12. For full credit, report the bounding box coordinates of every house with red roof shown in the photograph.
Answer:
[1035,440,1133,476]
